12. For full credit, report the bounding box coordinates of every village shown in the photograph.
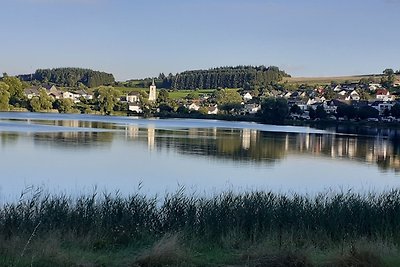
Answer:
[20,74,400,123]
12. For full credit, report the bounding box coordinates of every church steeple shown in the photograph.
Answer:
[148,79,157,102]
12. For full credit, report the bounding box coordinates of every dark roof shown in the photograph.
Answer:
[24,86,40,94]
[42,84,55,90]
[128,91,141,96]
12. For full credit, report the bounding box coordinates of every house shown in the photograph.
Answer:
[49,91,63,99]
[126,92,141,103]
[370,101,395,115]
[243,92,253,101]
[344,90,360,101]
[24,86,40,99]
[63,91,75,100]
[188,102,200,111]
[306,97,324,106]
[288,100,308,112]
[207,106,218,115]
[376,89,394,101]
[42,85,58,94]
[323,99,348,114]
[368,83,382,91]
[243,103,261,114]
[76,89,93,100]
[283,91,292,98]
[333,85,342,92]
[128,103,143,114]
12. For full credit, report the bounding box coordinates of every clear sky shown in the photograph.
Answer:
[1,0,399,81]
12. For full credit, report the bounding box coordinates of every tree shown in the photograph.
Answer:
[315,105,327,119]
[158,103,173,113]
[214,89,242,106]
[171,66,290,90]
[29,97,41,112]
[54,98,74,113]
[214,89,243,113]
[359,78,369,85]
[336,105,356,119]
[32,68,115,87]
[157,89,170,103]
[0,81,9,92]
[261,98,289,124]
[176,105,189,114]
[357,106,379,120]
[185,93,196,100]
[290,104,302,114]
[2,76,25,106]
[382,68,395,88]
[383,68,395,76]
[308,108,316,120]
[94,86,120,115]
[0,83,10,111]
[38,89,53,110]
[323,89,336,100]
[391,103,400,118]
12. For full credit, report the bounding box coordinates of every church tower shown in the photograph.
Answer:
[148,79,157,102]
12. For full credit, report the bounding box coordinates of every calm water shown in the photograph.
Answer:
[1,112,400,200]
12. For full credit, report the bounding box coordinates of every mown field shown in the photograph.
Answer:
[283,74,384,85]
[113,87,220,100]
[1,189,400,266]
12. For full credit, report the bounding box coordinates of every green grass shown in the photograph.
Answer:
[113,86,148,94]
[168,89,214,100]
[2,189,400,266]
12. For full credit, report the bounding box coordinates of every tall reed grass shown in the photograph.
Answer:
[1,188,400,247]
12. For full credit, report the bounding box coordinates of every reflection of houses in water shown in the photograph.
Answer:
[284,132,400,172]
[60,120,80,128]
[147,127,155,151]
[241,129,258,150]
[188,128,198,138]
[242,129,251,150]
[125,125,139,139]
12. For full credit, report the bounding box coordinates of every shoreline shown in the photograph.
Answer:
[4,109,400,134]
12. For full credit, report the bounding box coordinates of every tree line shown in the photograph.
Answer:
[155,66,290,90]
[19,68,115,88]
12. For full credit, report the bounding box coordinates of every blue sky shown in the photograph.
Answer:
[1,0,399,81]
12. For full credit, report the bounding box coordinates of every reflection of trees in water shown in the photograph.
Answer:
[32,131,114,149]
[143,129,288,165]
[0,132,19,147]
[125,127,400,171]
[27,119,118,130]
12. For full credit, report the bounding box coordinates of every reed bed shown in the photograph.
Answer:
[1,188,400,247]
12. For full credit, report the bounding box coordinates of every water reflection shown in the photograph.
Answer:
[0,132,19,147]
[32,131,114,149]
[2,117,400,173]
[118,126,400,172]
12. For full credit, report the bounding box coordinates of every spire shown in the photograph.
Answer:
[152,79,155,87]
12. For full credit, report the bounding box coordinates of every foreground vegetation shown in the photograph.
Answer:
[1,188,400,266]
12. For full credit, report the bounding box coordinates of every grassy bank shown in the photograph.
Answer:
[2,189,400,266]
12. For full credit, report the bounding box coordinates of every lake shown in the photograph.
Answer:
[1,112,400,201]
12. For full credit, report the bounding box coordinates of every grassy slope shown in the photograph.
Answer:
[113,87,228,99]
[282,74,385,85]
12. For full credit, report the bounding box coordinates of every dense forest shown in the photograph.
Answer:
[19,68,115,87]
[166,66,290,90]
